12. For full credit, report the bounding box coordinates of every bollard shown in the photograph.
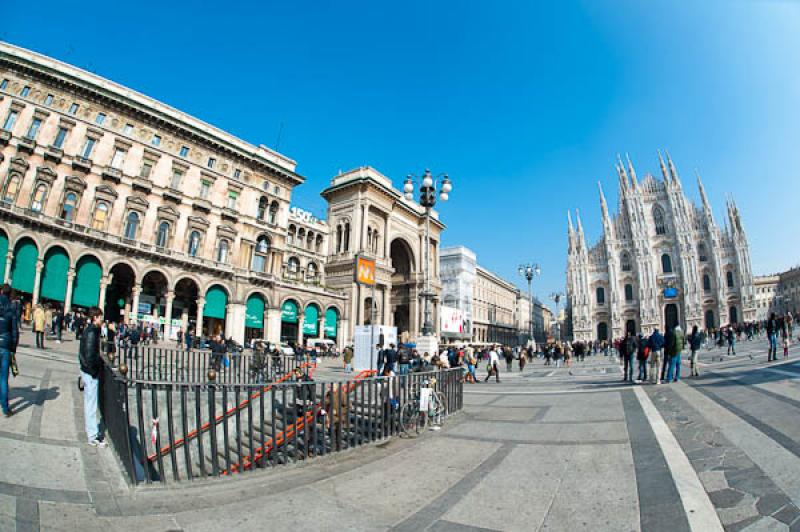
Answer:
[207,368,217,381]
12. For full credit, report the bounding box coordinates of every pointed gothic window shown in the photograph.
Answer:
[661,253,673,274]
[621,252,632,272]
[596,287,605,305]
[624,284,634,301]
[697,243,708,262]
[726,271,734,289]
[653,205,667,235]
[703,273,711,292]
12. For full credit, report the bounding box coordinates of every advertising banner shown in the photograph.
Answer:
[440,306,466,334]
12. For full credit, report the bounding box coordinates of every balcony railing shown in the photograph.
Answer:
[131,176,152,193]
[72,156,92,173]
[192,198,211,213]
[44,146,63,163]
[101,166,123,184]
[17,137,36,153]
[0,130,11,145]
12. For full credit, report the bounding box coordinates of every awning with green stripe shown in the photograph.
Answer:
[303,304,319,336]
[204,285,228,320]
[11,239,38,295]
[281,300,298,324]
[0,232,8,282]
[40,247,69,302]
[72,256,101,308]
[245,294,265,329]
[324,308,339,338]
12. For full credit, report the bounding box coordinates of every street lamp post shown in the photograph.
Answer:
[550,292,564,341]
[518,263,541,347]
[404,169,453,337]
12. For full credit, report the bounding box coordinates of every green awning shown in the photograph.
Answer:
[11,239,39,295]
[204,285,227,320]
[72,256,101,308]
[324,308,339,338]
[40,247,69,302]
[245,294,265,329]
[303,304,319,336]
[281,300,298,324]
[0,232,8,282]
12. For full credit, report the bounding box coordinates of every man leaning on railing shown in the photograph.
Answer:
[79,306,107,447]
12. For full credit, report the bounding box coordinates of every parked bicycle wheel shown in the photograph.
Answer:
[400,401,421,437]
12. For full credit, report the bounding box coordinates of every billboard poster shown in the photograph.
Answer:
[440,306,466,334]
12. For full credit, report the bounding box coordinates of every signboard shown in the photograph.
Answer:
[664,287,678,298]
[353,325,397,371]
[440,306,466,334]
[138,302,152,315]
[356,256,376,286]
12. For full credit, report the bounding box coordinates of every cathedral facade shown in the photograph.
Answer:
[566,153,755,342]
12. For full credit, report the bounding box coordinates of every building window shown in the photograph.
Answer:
[44,94,54,106]
[61,192,78,221]
[81,137,96,159]
[20,86,30,97]
[110,147,126,169]
[227,191,238,209]
[3,175,20,203]
[95,112,106,125]
[653,205,667,235]
[53,127,68,149]
[216,239,230,263]
[30,184,47,212]
[69,103,79,115]
[139,160,154,179]
[155,221,170,248]
[123,123,133,135]
[661,253,673,274]
[344,223,351,251]
[625,284,634,301]
[170,169,183,189]
[252,235,270,272]
[124,211,139,239]
[727,271,735,289]
[2,110,18,131]
[179,146,189,157]
[199,180,211,199]
[621,252,632,272]
[274,185,280,195]
[187,230,201,257]
[151,134,161,146]
[307,262,318,280]
[257,196,267,220]
[207,157,216,169]
[233,168,241,179]
[268,201,278,224]
[26,117,42,140]
[697,244,708,262]
[91,202,109,230]
[596,286,605,305]
[0,79,7,90]
[703,274,711,292]
[288,256,300,274]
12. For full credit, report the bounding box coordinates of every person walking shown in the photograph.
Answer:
[485,346,500,383]
[0,285,19,417]
[622,332,636,382]
[688,325,702,377]
[726,326,736,356]
[666,324,685,383]
[33,304,46,349]
[79,307,107,447]
[636,334,648,382]
[648,328,665,384]
[54,306,63,343]
[343,345,354,373]
[518,348,527,372]
[504,347,513,372]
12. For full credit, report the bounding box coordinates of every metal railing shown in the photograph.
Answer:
[100,358,463,485]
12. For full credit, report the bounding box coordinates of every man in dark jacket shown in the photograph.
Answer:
[79,306,106,446]
[0,284,20,417]
[622,332,637,382]
[648,328,665,384]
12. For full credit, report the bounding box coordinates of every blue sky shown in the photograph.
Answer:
[5,1,800,308]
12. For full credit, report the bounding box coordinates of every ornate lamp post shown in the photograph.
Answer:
[404,169,453,337]
[550,291,565,341]
[518,263,541,346]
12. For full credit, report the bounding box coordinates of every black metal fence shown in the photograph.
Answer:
[118,347,301,384]
[100,362,463,485]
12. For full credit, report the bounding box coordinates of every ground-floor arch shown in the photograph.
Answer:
[72,255,102,310]
[245,292,267,343]
[280,299,300,344]
[303,303,321,338]
[664,303,679,331]
[625,319,637,336]
[0,230,8,281]
[729,306,738,325]
[203,284,228,337]
[705,309,715,330]
[105,263,136,323]
[10,237,38,298]
[324,307,340,341]
[597,322,608,342]
[40,246,69,305]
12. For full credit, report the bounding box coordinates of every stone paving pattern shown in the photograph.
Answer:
[3,332,800,531]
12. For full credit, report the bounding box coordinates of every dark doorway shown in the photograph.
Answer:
[390,239,414,339]
[729,306,738,325]
[704,309,715,330]
[105,263,136,323]
[664,304,679,331]
[625,319,636,336]
[597,322,608,342]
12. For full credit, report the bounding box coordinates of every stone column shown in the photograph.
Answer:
[266,306,281,345]
[360,204,368,252]
[338,318,350,350]
[98,275,109,311]
[382,285,390,326]
[32,259,44,305]
[64,269,75,314]
[196,297,205,337]
[130,286,142,324]
[2,251,12,284]
[297,311,305,346]
[383,217,390,258]
[226,302,246,344]
[263,308,270,340]
[318,314,325,340]
[164,290,174,340]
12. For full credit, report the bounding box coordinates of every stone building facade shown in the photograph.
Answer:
[566,154,756,342]
[0,42,351,346]
[753,268,800,321]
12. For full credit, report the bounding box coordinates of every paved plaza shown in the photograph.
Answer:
[2,333,800,531]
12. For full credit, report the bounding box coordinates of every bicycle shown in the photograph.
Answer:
[400,377,447,437]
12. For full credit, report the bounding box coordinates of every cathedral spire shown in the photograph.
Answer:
[657,150,669,182]
[576,208,586,248]
[616,155,628,195]
[626,153,638,189]
[666,150,682,188]
[696,170,715,225]
[567,210,575,254]
[568,210,575,235]
[598,181,609,220]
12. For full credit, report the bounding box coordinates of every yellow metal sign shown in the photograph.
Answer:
[356,256,376,286]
